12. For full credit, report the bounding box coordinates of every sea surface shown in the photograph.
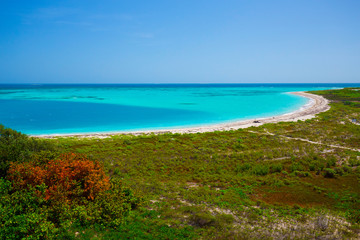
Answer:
[0,83,358,135]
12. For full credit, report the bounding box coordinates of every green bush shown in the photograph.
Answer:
[270,163,283,173]
[0,124,142,239]
[334,167,344,176]
[290,163,304,172]
[342,165,352,173]
[0,179,59,239]
[323,168,336,178]
[0,177,143,239]
[235,163,251,173]
[0,125,56,177]
[86,178,143,229]
[309,163,316,171]
[252,165,270,176]
[294,171,310,177]
[326,157,337,167]
[309,160,326,172]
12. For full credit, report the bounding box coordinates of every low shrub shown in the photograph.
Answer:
[270,163,283,173]
[0,179,58,240]
[342,165,352,173]
[0,177,142,238]
[294,171,310,177]
[323,168,336,178]
[0,125,55,178]
[290,163,304,172]
[326,157,337,167]
[2,153,143,238]
[309,163,316,171]
[334,167,344,176]
[252,165,270,176]
[235,163,251,173]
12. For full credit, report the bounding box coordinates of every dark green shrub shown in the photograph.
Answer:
[342,165,352,173]
[270,163,283,173]
[252,165,270,176]
[235,163,251,173]
[334,167,344,176]
[0,179,59,239]
[324,168,336,178]
[113,167,122,176]
[309,161,325,171]
[30,150,59,165]
[309,163,316,171]
[86,178,143,228]
[294,171,310,177]
[326,157,337,167]
[0,125,56,177]
[0,176,143,239]
[290,163,304,172]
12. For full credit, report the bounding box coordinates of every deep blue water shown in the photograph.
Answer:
[0,83,359,135]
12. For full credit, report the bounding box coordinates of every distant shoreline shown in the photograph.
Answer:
[34,91,330,139]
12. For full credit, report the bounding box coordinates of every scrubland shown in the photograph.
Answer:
[1,88,360,239]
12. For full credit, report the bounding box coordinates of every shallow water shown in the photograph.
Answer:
[0,84,358,135]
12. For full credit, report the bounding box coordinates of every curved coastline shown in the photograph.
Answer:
[34,91,330,138]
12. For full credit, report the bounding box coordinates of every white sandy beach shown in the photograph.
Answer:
[35,91,330,139]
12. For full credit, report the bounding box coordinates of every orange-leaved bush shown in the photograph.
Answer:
[7,153,110,203]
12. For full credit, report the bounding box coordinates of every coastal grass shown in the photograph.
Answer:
[1,87,360,239]
[47,87,360,239]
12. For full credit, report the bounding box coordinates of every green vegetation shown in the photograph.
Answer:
[0,126,142,239]
[1,88,360,239]
[0,125,55,178]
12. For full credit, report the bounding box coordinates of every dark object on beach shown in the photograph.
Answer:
[253,120,260,123]
[352,119,357,123]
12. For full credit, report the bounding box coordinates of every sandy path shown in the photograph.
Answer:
[249,130,360,152]
[35,91,330,139]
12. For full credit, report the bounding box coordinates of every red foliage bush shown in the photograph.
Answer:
[7,153,110,203]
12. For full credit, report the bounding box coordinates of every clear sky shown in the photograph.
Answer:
[0,0,359,83]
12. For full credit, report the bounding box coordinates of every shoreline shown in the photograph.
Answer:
[34,91,330,139]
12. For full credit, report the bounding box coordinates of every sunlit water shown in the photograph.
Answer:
[0,84,358,135]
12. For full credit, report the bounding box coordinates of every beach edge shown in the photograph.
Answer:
[34,91,330,138]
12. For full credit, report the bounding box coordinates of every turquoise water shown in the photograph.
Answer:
[0,84,358,135]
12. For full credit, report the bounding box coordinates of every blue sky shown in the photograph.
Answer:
[0,0,359,83]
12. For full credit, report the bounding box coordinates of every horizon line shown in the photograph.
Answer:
[0,82,360,85]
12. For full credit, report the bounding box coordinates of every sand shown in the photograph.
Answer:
[35,91,330,139]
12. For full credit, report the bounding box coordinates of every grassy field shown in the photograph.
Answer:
[49,88,360,239]
[1,88,360,239]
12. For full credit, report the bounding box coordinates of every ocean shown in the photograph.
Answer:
[0,83,358,135]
